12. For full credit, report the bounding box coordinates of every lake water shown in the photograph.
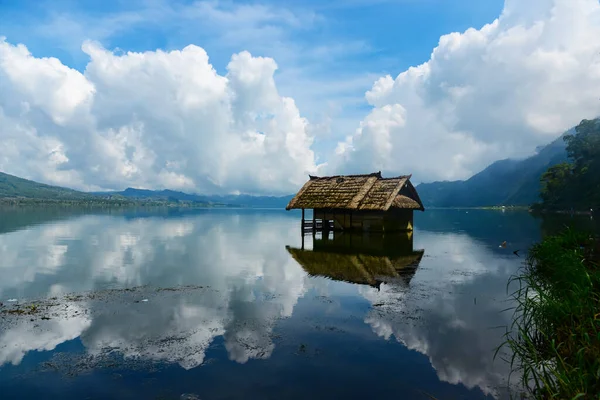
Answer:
[0,207,596,400]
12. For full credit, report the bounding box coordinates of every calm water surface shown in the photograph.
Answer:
[0,208,595,399]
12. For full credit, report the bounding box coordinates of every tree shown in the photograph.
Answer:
[540,162,573,206]
[564,119,600,171]
[538,118,600,210]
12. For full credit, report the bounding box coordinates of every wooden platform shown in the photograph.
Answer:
[302,219,334,234]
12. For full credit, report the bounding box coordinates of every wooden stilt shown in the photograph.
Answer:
[332,210,335,232]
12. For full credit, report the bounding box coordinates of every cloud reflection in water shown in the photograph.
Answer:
[0,211,308,369]
[0,210,521,398]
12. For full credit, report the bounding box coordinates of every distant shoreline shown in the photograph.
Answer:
[424,206,595,216]
[423,205,529,211]
[0,198,297,210]
[0,197,227,208]
[530,208,594,216]
[1,199,593,216]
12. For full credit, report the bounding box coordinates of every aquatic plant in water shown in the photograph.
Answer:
[498,228,600,399]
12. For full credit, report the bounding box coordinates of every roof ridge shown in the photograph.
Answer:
[348,175,379,209]
[382,176,410,211]
[380,174,412,180]
[309,171,382,180]
[308,172,414,181]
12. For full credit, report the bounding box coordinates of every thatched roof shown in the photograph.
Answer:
[286,172,424,211]
[286,246,424,288]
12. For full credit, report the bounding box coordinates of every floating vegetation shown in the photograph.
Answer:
[0,285,214,323]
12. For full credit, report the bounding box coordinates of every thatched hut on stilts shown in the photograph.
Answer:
[286,172,425,233]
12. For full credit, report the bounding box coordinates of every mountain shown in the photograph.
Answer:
[101,188,209,203]
[212,194,294,208]
[100,188,294,208]
[0,171,95,200]
[0,170,294,208]
[416,128,572,207]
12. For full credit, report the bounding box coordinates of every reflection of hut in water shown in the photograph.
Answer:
[286,232,424,288]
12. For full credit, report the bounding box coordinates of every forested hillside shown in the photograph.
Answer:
[0,172,94,200]
[416,127,573,207]
[535,118,600,211]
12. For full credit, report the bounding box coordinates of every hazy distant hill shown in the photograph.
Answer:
[0,172,292,208]
[416,128,572,207]
[98,188,209,203]
[0,172,95,200]
[208,194,294,208]
[99,188,294,208]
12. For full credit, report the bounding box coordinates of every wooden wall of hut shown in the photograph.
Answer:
[313,208,414,232]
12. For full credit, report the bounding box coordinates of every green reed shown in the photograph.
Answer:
[498,228,600,399]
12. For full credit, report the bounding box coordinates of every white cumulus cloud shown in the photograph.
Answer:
[2,0,600,193]
[332,0,600,183]
[0,38,320,194]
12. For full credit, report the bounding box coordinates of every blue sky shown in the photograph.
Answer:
[2,0,504,73]
[1,0,599,194]
[1,0,504,161]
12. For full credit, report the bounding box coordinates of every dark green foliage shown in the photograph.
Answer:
[500,229,600,398]
[539,163,574,205]
[537,118,600,211]
[416,128,571,207]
